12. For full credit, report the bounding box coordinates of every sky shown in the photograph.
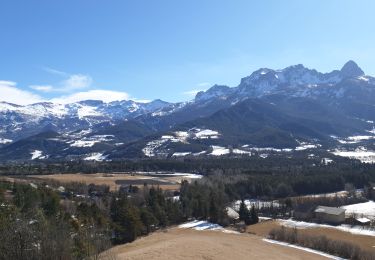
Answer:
[1,0,375,105]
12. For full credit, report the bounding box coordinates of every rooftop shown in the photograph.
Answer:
[314,206,346,215]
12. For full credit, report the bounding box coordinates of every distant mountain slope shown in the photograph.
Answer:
[1,60,374,161]
[0,99,172,142]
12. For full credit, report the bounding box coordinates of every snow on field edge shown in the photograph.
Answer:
[263,239,345,260]
[279,219,375,237]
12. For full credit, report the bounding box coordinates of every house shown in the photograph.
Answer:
[314,206,346,224]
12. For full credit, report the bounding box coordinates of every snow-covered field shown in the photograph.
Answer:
[341,200,375,218]
[194,129,220,139]
[295,143,321,151]
[333,134,375,144]
[263,239,344,260]
[142,128,221,157]
[69,135,114,147]
[331,147,375,163]
[241,145,293,153]
[279,219,375,237]
[134,171,203,179]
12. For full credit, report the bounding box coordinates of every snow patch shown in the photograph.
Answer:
[142,139,168,157]
[77,105,103,119]
[178,220,239,234]
[0,138,12,144]
[30,150,47,160]
[84,153,107,161]
[172,152,191,157]
[233,149,252,155]
[347,135,375,141]
[210,145,230,156]
[321,158,333,165]
[69,135,114,147]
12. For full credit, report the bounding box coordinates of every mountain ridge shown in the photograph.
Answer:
[1,60,374,162]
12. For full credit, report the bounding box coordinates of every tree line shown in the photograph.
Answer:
[0,177,237,259]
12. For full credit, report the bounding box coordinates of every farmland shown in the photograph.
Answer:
[2,172,202,191]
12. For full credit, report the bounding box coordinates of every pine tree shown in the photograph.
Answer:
[209,192,219,223]
[249,205,259,224]
[238,199,249,222]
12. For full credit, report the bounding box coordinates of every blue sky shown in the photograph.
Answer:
[1,0,375,104]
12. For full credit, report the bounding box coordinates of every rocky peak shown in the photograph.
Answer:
[195,85,232,102]
[340,60,364,78]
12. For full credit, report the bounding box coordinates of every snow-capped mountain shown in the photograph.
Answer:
[1,60,375,162]
[197,60,370,100]
[0,99,172,142]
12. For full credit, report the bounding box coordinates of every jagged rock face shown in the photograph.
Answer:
[197,60,372,102]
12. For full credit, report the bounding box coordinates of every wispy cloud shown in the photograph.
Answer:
[30,85,54,92]
[42,67,69,77]
[196,82,212,88]
[30,68,93,93]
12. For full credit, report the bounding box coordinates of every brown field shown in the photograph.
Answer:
[2,172,200,191]
[101,227,328,260]
[247,220,375,253]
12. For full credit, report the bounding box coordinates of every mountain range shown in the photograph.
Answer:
[1,60,374,162]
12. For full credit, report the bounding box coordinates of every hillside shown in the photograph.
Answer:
[102,228,327,260]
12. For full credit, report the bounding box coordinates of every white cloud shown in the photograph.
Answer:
[30,85,54,92]
[50,89,130,104]
[31,67,93,93]
[61,74,92,91]
[0,81,44,105]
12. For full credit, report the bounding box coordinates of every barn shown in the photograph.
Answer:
[314,206,346,224]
